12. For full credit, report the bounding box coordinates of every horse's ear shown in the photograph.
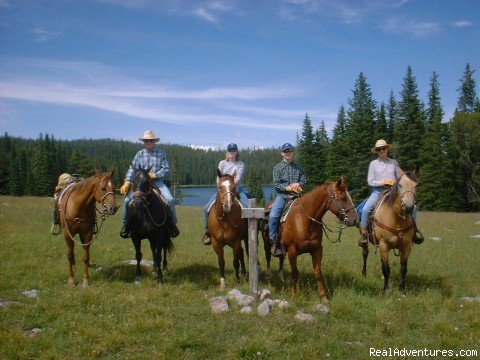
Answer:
[95,168,101,176]
[109,168,115,177]
[336,176,346,191]
[216,168,223,178]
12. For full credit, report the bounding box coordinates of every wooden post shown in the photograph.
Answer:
[241,198,265,300]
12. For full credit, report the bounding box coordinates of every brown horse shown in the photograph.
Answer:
[207,169,247,290]
[361,170,418,292]
[267,176,357,304]
[57,170,117,287]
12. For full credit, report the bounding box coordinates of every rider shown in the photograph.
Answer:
[201,143,251,245]
[358,139,424,247]
[119,130,179,239]
[269,142,306,257]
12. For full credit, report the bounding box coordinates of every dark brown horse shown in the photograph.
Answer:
[207,169,247,290]
[361,170,418,292]
[263,176,357,303]
[58,170,117,286]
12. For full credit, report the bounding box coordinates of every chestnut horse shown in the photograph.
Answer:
[207,169,247,290]
[361,170,418,292]
[265,176,358,304]
[58,170,117,286]
[127,167,173,283]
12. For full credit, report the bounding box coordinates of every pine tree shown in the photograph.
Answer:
[314,121,330,184]
[345,73,377,201]
[375,102,389,141]
[396,66,425,170]
[387,90,397,143]
[456,63,477,113]
[326,105,350,182]
[297,113,317,189]
[68,149,94,177]
[418,72,459,210]
[246,171,264,206]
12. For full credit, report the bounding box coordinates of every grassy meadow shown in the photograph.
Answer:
[0,195,479,359]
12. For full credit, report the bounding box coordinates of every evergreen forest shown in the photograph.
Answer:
[1,64,479,212]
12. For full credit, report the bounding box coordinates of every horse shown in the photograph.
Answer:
[361,170,418,292]
[259,204,286,281]
[126,167,173,283]
[263,176,357,304]
[207,169,247,290]
[58,169,117,287]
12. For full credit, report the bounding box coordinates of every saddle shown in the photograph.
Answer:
[261,195,300,232]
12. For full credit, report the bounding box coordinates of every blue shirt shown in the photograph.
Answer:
[125,148,169,182]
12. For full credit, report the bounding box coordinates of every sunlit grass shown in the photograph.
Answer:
[0,196,479,359]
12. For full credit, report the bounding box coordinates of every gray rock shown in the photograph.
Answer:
[461,296,480,303]
[210,296,229,313]
[313,303,330,314]
[295,311,316,323]
[259,289,271,300]
[22,289,39,298]
[257,300,271,316]
[240,306,253,314]
[278,300,290,310]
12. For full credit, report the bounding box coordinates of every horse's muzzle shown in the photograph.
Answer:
[107,205,118,215]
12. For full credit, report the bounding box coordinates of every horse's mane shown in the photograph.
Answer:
[387,171,417,205]
[219,174,235,181]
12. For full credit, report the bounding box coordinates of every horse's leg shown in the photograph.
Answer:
[399,241,412,292]
[262,231,272,277]
[238,238,247,278]
[287,247,299,295]
[212,240,226,290]
[150,239,163,284]
[81,238,91,288]
[132,238,143,282]
[379,241,390,291]
[278,255,285,282]
[64,231,76,286]
[362,244,369,277]
[311,246,329,304]
[162,240,168,271]
[232,240,243,283]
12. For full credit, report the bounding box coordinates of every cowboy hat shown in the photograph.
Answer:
[371,139,392,153]
[139,130,160,142]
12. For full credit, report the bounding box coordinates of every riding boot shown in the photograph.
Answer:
[202,231,211,245]
[270,236,283,257]
[358,225,369,248]
[412,222,424,245]
[51,205,61,235]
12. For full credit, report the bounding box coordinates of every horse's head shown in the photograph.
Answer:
[393,170,418,215]
[216,169,237,214]
[94,169,118,215]
[328,176,358,227]
[132,167,153,195]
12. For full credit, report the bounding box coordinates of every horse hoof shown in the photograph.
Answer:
[67,279,75,286]
[82,281,89,288]
[362,271,367,277]
[321,296,329,305]
[220,278,226,291]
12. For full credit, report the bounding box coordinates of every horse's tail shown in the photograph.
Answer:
[162,236,174,254]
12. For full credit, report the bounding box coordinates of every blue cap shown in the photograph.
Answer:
[281,143,294,152]
[227,143,238,152]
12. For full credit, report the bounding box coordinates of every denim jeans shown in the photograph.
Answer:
[268,195,286,243]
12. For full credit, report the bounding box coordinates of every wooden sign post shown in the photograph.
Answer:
[241,198,265,300]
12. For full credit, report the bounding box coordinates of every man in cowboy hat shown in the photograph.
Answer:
[119,130,179,239]
[358,139,423,246]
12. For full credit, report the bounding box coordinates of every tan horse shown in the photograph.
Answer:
[361,170,418,292]
[58,170,117,286]
[207,169,247,290]
[276,176,357,304]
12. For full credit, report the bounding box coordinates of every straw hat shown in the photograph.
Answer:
[371,139,392,153]
[139,130,160,142]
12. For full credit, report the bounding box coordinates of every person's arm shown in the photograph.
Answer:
[125,151,140,182]
[234,161,245,185]
[154,150,169,180]
[367,160,382,187]
[273,164,289,192]
[298,166,306,187]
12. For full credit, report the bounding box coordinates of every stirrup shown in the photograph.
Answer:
[270,243,283,257]
[120,226,130,239]
[51,223,61,236]
[413,231,424,245]
[358,233,369,247]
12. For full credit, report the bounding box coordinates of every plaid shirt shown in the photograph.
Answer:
[273,161,306,198]
[125,148,169,182]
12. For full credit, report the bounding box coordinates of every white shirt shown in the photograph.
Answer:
[367,157,399,187]
[217,160,245,185]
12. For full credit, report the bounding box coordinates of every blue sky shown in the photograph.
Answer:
[0,0,479,150]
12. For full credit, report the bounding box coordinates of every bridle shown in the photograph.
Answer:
[130,179,167,228]
[214,177,240,227]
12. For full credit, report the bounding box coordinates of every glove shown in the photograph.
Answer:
[294,186,303,193]
[285,185,292,192]
[384,179,394,186]
[120,181,131,195]
[148,172,157,180]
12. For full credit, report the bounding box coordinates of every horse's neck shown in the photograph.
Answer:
[300,184,329,219]
[74,178,97,209]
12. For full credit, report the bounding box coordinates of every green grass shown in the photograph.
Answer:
[0,196,479,359]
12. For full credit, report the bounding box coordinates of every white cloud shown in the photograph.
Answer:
[452,20,473,28]
[381,18,441,37]
[32,27,61,42]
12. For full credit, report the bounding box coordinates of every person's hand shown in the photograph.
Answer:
[285,185,292,192]
[120,181,131,195]
[382,178,394,186]
[148,172,157,180]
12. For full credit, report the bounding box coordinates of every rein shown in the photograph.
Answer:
[299,184,351,243]
[131,189,167,228]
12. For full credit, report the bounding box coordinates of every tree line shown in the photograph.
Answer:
[296,63,479,212]
[0,63,478,211]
